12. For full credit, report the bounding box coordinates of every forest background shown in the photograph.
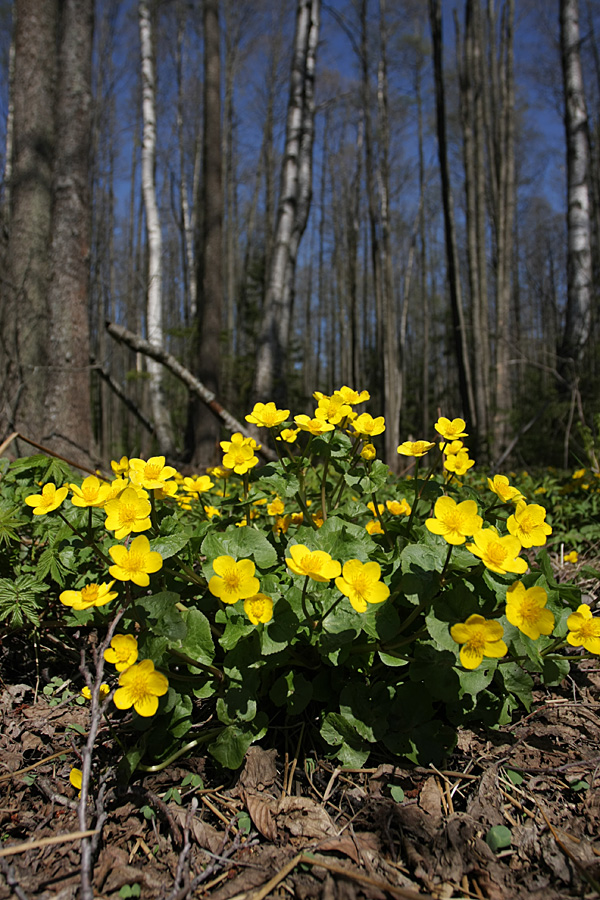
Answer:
[0,0,597,476]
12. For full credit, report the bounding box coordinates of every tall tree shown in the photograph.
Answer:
[0,0,58,451]
[1,0,95,466]
[189,0,223,467]
[429,0,475,425]
[139,0,175,455]
[560,0,592,375]
[254,0,320,403]
[45,0,95,462]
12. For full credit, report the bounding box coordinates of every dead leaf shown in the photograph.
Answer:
[418,776,443,819]
[244,789,278,841]
[239,746,278,791]
[277,796,337,839]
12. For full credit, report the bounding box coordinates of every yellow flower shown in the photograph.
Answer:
[111,456,129,477]
[397,440,435,457]
[294,414,335,436]
[567,604,600,654]
[104,487,152,539]
[25,483,69,515]
[367,501,385,516]
[335,559,389,613]
[273,515,291,535]
[104,634,138,671]
[183,475,214,495]
[435,417,468,441]
[386,498,411,516]
[505,582,554,640]
[442,440,464,455]
[425,496,482,545]
[360,443,377,461]
[564,550,578,564]
[60,580,118,610]
[466,528,528,575]
[487,474,524,504]
[81,684,110,701]
[450,614,508,669]
[268,498,285,516]
[352,413,385,438]
[203,505,221,519]
[276,427,300,443]
[154,480,178,501]
[129,456,177,490]
[286,544,341,582]
[70,767,82,795]
[246,401,290,428]
[208,465,231,479]
[444,450,475,476]
[312,510,325,528]
[314,391,352,425]
[209,556,260,604]
[573,468,586,480]
[366,519,384,535]
[243,593,274,624]
[507,501,552,548]
[334,386,370,405]
[113,659,169,717]
[104,477,131,501]
[108,535,163,587]
[220,433,259,474]
[70,475,111,508]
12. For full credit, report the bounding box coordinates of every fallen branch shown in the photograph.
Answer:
[105,321,277,462]
[93,362,157,438]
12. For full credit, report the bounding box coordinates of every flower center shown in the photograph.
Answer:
[145,463,162,480]
[123,551,144,573]
[486,541,507,566]
[81,584,99,603]
[222,568,241,592]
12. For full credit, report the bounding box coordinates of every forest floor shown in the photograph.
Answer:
[1,560,600,900]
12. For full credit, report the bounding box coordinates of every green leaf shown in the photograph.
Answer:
[504,769,523,786]
[135,593,187,642]
[202,524,277,569]
[180,607,215,666]
[269,671,313,715]
[208,720,267,769]
[151,529,193,560]
[390,785,405,803]
[486,825,512,852]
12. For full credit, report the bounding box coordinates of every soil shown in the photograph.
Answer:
[1,572,600,899]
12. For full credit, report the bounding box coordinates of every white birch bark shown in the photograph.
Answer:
[139,0,174,454]
[254,0,320,402]
[560,0,592,368]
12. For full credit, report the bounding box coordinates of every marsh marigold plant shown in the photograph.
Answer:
[12,390,594,778]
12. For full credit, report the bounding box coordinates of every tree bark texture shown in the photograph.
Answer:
[44,0,95,465]
[0,0,58,451]
[560,0,593,373]
[254,0,320,404]
[429,0,475,426]
[139,0,175,455]
[189,0,223,467]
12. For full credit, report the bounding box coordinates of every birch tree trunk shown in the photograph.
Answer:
[560,0,592,373]
[254,0,320,403]
[139,0,174,455]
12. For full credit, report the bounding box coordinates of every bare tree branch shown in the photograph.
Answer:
[106,322,277,461]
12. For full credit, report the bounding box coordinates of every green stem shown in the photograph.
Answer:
[137,729,225,773]
[320,457,329,522]
[169,649,224,682]
[57,511,112,568]
[315,592,343,628]
[439,543,453,581]
[301,576,311,622]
